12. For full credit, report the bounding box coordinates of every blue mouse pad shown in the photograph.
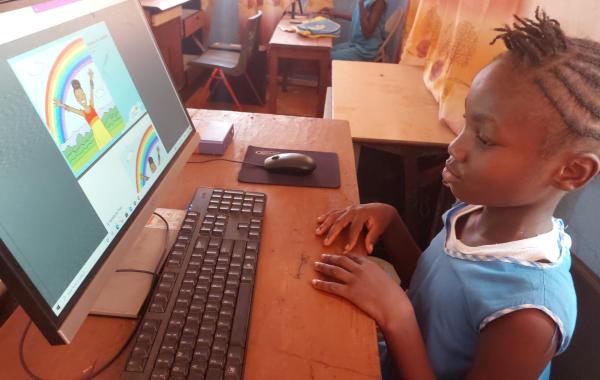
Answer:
[238,145,340,188]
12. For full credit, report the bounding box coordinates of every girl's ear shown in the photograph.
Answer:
[553,153,600,191]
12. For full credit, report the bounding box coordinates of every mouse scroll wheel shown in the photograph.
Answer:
[272,155,279,160]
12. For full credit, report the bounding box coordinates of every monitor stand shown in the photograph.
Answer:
[90,208,186,318]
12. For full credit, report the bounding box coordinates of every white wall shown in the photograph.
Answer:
[518,0,600,41]
[518,0,600,275]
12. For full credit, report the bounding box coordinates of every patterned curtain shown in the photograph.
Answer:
[401,0,521,134]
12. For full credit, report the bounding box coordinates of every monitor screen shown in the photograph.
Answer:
[0,0,196,344]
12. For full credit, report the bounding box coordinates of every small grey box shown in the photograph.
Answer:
[196,121,234,155]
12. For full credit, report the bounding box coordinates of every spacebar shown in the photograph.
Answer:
[230,282,252,347]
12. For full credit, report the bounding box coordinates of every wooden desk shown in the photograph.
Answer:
[268,17,332,117]
[0,110,379,380]
[332,60,455,146]
[332,60,456,241]
[143,4,185,91]
[142,1,206,91]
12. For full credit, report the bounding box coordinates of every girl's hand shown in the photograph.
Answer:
[312,253,409,328]
[315,203,398,253]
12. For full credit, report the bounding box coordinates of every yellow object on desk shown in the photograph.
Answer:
[279,24,296,32]
[295,16,341,38]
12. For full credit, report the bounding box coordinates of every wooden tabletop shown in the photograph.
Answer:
[269,16,333,50]
[332,60,456,146]
[0,110,379,380]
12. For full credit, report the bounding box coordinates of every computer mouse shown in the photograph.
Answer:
[263,153,317,176]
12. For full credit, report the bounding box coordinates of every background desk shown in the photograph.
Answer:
[332,60,455,145]
[332,60,456,243]
[268,17,332,117]
[142,1,206,91]
[0,110,379,380]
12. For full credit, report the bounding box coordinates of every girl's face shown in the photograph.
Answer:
[74,88,88,108]
[443,58,566,207]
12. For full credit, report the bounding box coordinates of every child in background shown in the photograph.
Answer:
[312,9,600,379]
[320,0,387,61]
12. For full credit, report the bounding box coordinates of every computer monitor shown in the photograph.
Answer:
[0,0,199,344]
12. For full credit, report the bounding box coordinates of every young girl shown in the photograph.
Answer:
[312,9,600,379]
[320,0,387,61]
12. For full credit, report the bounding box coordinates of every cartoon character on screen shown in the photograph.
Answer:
[53,69,112,149]
[142,156,158,182]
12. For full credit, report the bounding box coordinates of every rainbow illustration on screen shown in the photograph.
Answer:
[135,126,159,192]
[44,38,92,145]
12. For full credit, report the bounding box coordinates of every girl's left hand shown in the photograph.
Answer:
[312,253,409,328]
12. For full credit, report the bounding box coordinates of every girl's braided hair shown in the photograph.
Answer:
[491,7,600,140]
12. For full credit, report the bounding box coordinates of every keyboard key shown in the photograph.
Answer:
[176,346,193,362]
[208,237,222,248]
[195,237,209,251]
[207,367,224,380]
[155,352,174,368]
[246,241,258,253]
[126,358,144,372]
[189,360,208,379]
[213,337,228,356]
[171,358,190,376]
[194,345,211,361]
[183,322,199,337]
[131,345,150,361]
[224,364,243,380]
[230,283,252,347]
[196,332,213,348]
[209,351,226,370]
[150,367,170,380]
[252,202,264,216]
[227,346,244,365]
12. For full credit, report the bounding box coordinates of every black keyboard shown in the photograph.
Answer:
[122,187,266,380]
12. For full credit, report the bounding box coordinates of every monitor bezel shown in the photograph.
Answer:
[0,0,198,344]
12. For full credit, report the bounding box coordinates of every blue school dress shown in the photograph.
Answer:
[331,0,387,61]
[381,203,577,380]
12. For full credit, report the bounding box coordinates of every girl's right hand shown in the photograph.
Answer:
[315,203,398,254]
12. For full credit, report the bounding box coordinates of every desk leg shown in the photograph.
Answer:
[403,156,420,239]
[268,49,279,114]
[316,56,329,117]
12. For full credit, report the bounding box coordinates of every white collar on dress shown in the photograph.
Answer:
[444,204,564,265]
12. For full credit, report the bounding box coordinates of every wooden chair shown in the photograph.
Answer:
[190,11,263,111]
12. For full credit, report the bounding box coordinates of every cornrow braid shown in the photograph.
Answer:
[490,7,600,141]
[490,7,567,65]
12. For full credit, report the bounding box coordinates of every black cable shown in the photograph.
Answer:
[19,212,172,380]
[19,320,42,380]
[115,268,157,277]
[84,211,171,379]
[149,211,171,275]
[115,211,171,278]
[188,158,264,168]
